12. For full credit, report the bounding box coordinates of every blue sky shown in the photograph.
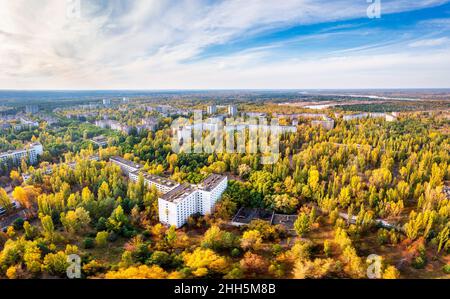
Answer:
[1,0,450,89]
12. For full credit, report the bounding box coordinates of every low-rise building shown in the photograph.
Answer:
[311,116,335,130]
[110,156,143,175]
[90,136,108,148]
[129,171,179,194]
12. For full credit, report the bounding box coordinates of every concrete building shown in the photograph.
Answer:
[25,105,39,114]
[90,136,108,148]
[228,105,238,117]
[158,174,228,228]
[311,116,335,131]
[95,120,131,134]
[207,105,217,115]
[102,99,111,106]
[110,156,143,175]
[0,143,43,166]
[110,156,228,228]
[343,113,398,122]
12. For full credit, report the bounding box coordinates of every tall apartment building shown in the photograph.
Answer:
[103,99,111,106]
[110,156,228,228]
[207,105,217,115]
[0,143,43,166]
[25,105,39,114]
[228,105,238,117]
[158,174,228,228]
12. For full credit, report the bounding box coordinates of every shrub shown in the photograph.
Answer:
[83,237,95,249]
[443,264,450,274]
[13,218,24,231]
[95,231,109,248]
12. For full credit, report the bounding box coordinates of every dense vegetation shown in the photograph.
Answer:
[0,101,449,279]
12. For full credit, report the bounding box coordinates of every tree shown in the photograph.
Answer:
[60,207,91,234]
[105,265,168,279]
[23,221,37,240]
[294,212,310,237]
[40,215,55,242]
[293,258,334,279]
[95,231,109,248]
[42,251,69,277]
[382,265,400,279]
[107,205,128,233]
[201,225,237,250]
[239,252,268,275]
[240,230,263,251]
[0,188,13,211]
[12,186,39,210]
[183,248,229,276]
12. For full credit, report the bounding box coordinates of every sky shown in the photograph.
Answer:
[1,0,450,90]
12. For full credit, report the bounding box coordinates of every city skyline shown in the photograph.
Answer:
[1,0,450,90]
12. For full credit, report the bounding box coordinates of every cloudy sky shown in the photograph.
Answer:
[1,0,450,89]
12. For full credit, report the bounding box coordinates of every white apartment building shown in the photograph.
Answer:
[0,143,43,166]
[158,174,228,228]
[207,105,217,115]
[343,113,397,122]
[110,156,143,175]
[228,105,238,117]
[311,116,335,131]
[129,171,179,194]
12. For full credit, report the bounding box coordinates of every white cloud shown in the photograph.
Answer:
[409,37,450,47]
[0,0,449,89]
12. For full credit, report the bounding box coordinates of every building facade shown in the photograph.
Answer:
[158,174,228,228]
[207,105,217,115]
[228,105,238,117]
[0,143,43,166]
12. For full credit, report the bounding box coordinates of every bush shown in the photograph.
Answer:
[443,264,450,274]
[95,231,109,248]
[13,218,24,230]
[96,217,107,231]
[83,237,95,249]
[411,255,426,269]
[231,248,241,257]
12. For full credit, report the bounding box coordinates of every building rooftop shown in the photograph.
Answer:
[139,172,179,188]
[160,183,196,203]
[110,156,143,170]
[0,143,42,157]
[199,174,227,191]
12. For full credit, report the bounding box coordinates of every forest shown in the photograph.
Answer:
[0,102,449,279]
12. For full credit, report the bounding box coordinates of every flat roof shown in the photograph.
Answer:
[140,172,179,188]
[0,143,42,157]
[160,183,196,203]
[200,174,226,191]
[110,156,143,169]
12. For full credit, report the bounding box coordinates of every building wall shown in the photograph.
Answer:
[157,176,228,228]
